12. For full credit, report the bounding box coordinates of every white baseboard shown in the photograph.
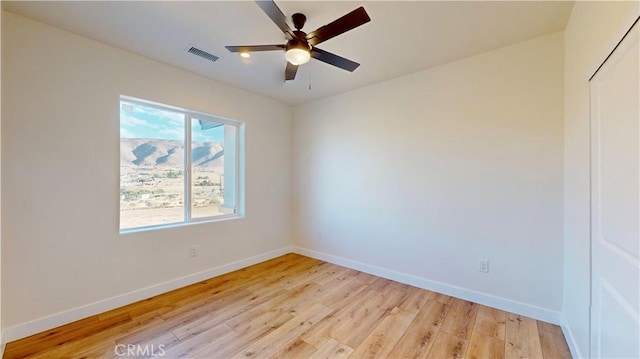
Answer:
[4,244,564,345]
[561,319,584,359]
[292,246,562,325]
[3,246,294,343]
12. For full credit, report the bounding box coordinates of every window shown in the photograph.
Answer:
[119,96,243,232]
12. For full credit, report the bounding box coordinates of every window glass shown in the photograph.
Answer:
[119,97,242,232]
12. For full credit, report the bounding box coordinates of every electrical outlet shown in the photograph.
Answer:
[189,246,198,257]
[478,259,489,273]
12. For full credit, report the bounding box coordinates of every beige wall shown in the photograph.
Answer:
[293,33,565,320]
[1,11,293,336]
[5,1,639,352]
[562,1,639,357]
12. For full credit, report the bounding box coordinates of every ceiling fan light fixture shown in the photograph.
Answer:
[240,52,251,58]
[226,1,370,81]
[285,40,311,65]
[285,48,310,65]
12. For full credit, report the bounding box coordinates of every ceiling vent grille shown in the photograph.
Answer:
[187,46,219,63]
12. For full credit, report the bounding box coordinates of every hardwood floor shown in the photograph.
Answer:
[4,254,572,359]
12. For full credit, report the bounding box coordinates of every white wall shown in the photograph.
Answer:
[1,11,293,338]
[293,33,565,321]
[563,2,640,358]
[7,2,638,352]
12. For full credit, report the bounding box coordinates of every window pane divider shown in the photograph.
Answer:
[185,115,193,222]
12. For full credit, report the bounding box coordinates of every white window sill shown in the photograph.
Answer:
[119,213,244,235]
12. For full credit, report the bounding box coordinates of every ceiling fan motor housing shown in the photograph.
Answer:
[291,30,308,42]
[291,13,307,30]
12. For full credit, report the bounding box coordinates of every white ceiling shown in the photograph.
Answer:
[3,1,574,106]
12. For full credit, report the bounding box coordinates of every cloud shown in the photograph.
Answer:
[192,132,212,142]
[158,127,184,140]
[120,127,136,138]
[161,112,185,125]
[129,103,184,124]
[130,104,157,115]
[120,113,157,128]
[120,102,201,141]
[124,102,184,123]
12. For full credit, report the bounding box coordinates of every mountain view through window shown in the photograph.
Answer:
[120,98,240,231]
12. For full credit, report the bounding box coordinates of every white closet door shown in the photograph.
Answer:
[590,18,640,359]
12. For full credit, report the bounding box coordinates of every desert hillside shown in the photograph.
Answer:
[120,138,224,169]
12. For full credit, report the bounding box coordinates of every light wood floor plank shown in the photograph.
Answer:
[31,311,163,359]
[311,265,358,286]
[224,299,294,341]
[538,324,572,359]
[537,321,563,335]
[4,254,572,359]
[466,331,505,359]
[427,331,469,359]
[474,305,507,340]
[282,262,330,290]
[331,289,405,348]
[274,282,326,316]
[299,288,379,348]
[387,299,451,359]
[112,331,180,359]
[318,275,369,310]
[441,298,479,340]
[431,292,456,305]
[311,338,354,359]
[399,286,433,313]
[505,313,544,359]
[232,302,332,358]
[368,277,404,293]
[270,338,318,359]
[348,307,417,358]
[189,330,253,359]
[5,313,131,358]
[166,289,256,340]
[155,286,256,323]
[350,271,380,284]
[155,322,234,359]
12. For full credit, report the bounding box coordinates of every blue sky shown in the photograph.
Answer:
[120,101,223,143]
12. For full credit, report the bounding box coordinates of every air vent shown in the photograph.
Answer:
[187,46,219,63]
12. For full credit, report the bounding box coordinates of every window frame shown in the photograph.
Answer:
[119,95,244,234]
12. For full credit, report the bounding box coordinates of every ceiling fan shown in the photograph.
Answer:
[225,0,371,81]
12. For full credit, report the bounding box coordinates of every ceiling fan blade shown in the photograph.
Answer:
[255,0,295,38]
[225,45,285,52]
[285,62,299,81]
[311,48,360,72]
[306,7,370,46]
